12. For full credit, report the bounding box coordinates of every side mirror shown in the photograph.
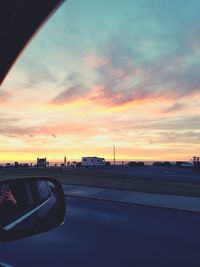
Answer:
[0,177,65,241]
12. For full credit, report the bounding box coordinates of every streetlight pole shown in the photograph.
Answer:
[113,144,116,166]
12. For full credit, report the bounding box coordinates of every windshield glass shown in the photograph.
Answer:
[1,0,200,165]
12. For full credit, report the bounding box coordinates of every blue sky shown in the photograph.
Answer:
[1,0,200,162]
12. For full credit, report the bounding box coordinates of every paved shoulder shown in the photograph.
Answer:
[63,184,200,212]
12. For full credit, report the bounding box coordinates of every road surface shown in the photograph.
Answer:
[0,197,200,267]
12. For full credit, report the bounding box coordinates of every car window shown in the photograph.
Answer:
[1,0,200,184]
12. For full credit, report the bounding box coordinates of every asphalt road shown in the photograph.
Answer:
[0,166,200,197]
[0,197,200,267]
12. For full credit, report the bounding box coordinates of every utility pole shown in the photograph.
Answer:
[113,144,116,166]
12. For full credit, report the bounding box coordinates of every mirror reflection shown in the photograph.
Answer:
[0,179,64,237]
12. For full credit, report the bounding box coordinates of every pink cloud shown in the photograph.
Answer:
[85,52,110,68]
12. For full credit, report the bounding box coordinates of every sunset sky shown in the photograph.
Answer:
[1,0,200,163]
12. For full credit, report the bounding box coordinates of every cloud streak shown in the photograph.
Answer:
[2,0,200,161]
[52,84,87,104]
[52,36,200,108]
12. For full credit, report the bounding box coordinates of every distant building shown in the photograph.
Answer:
[81,157,105,167]
[14,162,19,167]
[5,163,11,168]
[37,157,47,167]
[64,156,67,166]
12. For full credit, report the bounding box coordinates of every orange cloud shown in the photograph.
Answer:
[85,52,109,68]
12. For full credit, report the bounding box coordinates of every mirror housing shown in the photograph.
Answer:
[0,177,65,241]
